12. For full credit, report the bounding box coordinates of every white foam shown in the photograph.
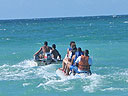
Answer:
[0,29,6,31]
[36,43,42,45]
[111,69,128,82]
[55,69,105,92]
[82,73,104,93]
[37,79,73,91]
[3,60,127,93]
[6,38,10,40]
[12,52,16,55]
[65,34,74,37]
[101,87,128,91]
[0,59,48,81]
[109,22,113,24]
[124,21,128,23]
[80,36,86,38]
[23,83,31,87]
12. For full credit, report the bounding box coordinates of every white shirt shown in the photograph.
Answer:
[68,51,72,59]
[75,56,92,66]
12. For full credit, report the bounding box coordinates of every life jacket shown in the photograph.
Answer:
[78,55,90,71]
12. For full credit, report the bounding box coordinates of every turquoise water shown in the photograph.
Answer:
[0,15,128,96]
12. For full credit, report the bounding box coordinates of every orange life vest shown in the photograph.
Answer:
[78,55,90,71]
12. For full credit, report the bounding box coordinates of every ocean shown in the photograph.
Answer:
[0,15,128,96]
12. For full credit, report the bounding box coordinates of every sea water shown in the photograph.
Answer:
[0,15,128,96]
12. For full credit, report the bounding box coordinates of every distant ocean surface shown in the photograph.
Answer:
[0,15,128,96]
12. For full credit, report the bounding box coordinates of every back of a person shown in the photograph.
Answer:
[72,47,83,63]
[51,44,61,60]
[52,49,59,59]
[42,41,51,53]
[74,51,83,61]
[43,46,50,53]
[78,55,90,71]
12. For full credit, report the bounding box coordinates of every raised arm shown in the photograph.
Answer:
[34,47,42,56]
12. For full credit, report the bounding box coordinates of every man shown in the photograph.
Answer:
[66,47,84,75]
[51,44,61,61]
[34,41,51,59]
[59,41,76,72]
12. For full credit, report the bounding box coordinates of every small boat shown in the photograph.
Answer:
[34,58,62,66]
[56,68,91,79]
[34,53,62,66]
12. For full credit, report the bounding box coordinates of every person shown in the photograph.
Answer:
[59,41,76,72]
[34,41,51,60]
[73,47,84,64]
[51,44,61,61]
[65,47,84,75]
[66,41,76,57]
[66,49,92,75]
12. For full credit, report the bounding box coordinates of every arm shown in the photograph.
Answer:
[67,48,69,57]
[34,47,42,56]
[88,58,92,66]
[75,56,81,66]
[68,52,72,62]
[56,50,61,60]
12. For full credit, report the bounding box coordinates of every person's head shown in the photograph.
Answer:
[72,45,77,54]
[84,50,89,56]
[70,41,76,48]
[44,41,48,46]
[52,44,56,49]
[77,47,82,52]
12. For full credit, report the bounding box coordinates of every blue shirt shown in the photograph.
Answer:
[73,51,84,64]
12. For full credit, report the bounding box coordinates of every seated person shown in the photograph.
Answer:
[59,41,77,72]
[66,49,92,75]
[51,44,61,61]
[66,47,83,75]
[34,41,51,60]
[73,47,84,64]
[66,41,76,58]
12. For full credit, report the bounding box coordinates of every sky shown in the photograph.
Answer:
[0,0,128,19]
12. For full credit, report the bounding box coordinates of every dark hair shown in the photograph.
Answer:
[84,50,89,56]
[52,44,56,49]
[70,41,75,46]
[77,47,82,52]
[72,45,77,54]
[44,41,48,46]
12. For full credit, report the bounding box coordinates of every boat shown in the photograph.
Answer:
[34,52,62,66]
[34,58,62,66]
[56,68,91,79]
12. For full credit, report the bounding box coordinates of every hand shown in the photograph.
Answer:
[33,54,36,56]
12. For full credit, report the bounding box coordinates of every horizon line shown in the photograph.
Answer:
[0,14,128,21]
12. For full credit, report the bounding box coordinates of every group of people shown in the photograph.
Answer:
[34,41,92,76]
[59,41,92,75]
[34,41,61,62]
